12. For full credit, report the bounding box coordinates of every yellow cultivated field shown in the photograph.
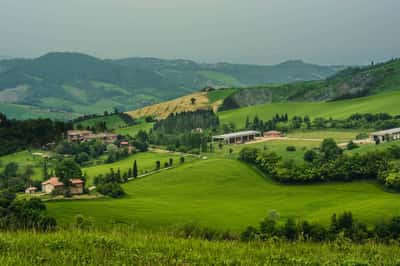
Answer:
[126,92,220,119]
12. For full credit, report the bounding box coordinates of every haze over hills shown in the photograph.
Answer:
[127,58,400,120]
[0,52,344,119]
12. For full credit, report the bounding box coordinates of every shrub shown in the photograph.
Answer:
[239,147,259,163]
[347,141,359,150]
[303,150,317,162]
[286,146,296,152]
[96,183,125,198]
[356,132,369,140]
[74,214,93,230]
[241,226,259,241]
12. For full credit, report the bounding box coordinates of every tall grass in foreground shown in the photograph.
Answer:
[0,229,399,265]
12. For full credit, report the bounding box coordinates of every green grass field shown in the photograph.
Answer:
[74,114,127,130]
[211,139,320,161]
[286,129,364,143]
[207,88,237,103]
[219,91,400,127]
[1,230,399,265]
[0,151,47,181]
[0,103,79,120]
[115,122,154,137]
[82,151,193,185]
[47,158,400,231]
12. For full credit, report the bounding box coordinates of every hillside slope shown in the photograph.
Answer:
[47,158,400,230]
[218,59,400,110]
[126,92,219,119]
[219,91,400,127]
[0,53,342,119]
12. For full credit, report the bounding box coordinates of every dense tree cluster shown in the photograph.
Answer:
[150,110,219,152]
[241,211,400,243]
[244,112,400,133]
[153,110,219,134]
[0,162,39,193]
[240,139,400,189]
[55,140,107,166]
[0,113,72,156]
[244,113,292,132]
[93,168,125,198]
[0,190,56,231]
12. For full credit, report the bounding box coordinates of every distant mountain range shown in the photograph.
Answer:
[126,58,400,119]
[0,52,345,119]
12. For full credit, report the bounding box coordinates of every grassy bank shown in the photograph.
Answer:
[0,229,399,265]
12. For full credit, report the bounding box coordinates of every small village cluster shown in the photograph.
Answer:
[25,130,133,196]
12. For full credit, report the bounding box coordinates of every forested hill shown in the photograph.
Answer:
[0,52,343,119]
[218,58,400,110]
[112,58,344,85]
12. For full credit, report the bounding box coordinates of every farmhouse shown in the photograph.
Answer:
[264,130,283,138]
[67,130,118,144]
[85,132,119,144]
[120,141,134,153]
[41,177,84,195]
[67,130,92,142]
[371,128,400,143]
[212,130,261,144]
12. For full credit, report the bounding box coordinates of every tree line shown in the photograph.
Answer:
[0,113,72,156]
[243,112,400,133]
[241,211,400,243]
[149,110,219,152]
[239,139,400,190]
[0,190,56,231]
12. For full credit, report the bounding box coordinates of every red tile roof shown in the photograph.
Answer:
[42,177,64,187]
[70,179,84,185]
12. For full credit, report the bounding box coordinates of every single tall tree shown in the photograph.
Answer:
[43,160,49,179]
[133,160,138,178]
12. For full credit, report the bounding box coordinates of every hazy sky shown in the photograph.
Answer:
[0,0,399,65]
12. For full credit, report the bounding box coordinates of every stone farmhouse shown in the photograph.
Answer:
[41,177,84,195]
[67,130,118,144]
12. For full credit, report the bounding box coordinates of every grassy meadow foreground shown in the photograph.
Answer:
[47,158,400,230]
[1,229,399,266]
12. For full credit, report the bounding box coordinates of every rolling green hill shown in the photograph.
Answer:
[0,53,342,119]
[47,158,400,231]
[217,58,400,110]
[219,91,400,127]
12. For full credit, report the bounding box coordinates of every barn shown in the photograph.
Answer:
[212,131,261,144]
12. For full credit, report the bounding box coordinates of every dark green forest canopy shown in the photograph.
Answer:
[0,113,72,156]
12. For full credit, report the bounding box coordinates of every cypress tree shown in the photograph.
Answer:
[128,168,132,178]
[43,160,49,179]
[133,160,138,178]
[116,168,121,182]
[245,116,250,129]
